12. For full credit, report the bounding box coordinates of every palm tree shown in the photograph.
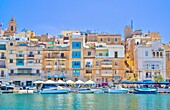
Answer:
[154,74,164,82]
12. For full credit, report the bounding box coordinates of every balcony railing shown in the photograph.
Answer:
[0,65,6,68]
[27,54,34,57]
[96,56,109,58]
[85,65,92,67]
[44,56,56,59]
[16,54,24,57]
[58,56,67,59]
[9,73,40,76]
[0,56,6,59]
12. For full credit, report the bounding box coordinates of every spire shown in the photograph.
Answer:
[11,16,15,21]
[131,20,133,30]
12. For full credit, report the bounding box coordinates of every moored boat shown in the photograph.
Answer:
[109,85,128,94]
[0,84,15,93]
[91,88,104,94]
[133,88,157,94]
[40,80,69,94]
[78,88,93,94]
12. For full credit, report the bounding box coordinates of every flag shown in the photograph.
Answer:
[0,23,3,27]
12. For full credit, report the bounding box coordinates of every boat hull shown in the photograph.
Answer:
[78,91,93,94]
[133,91,157,94]
[94,91,103,94]
[41,90,69,94]
[109,90,128,94]
[133,88,158,94]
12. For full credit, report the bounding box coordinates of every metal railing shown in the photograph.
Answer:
[0,65,6,68]
[16,54,24,57]
[0,56,6,59]
[27,54,34,57]
[9,73,40,76]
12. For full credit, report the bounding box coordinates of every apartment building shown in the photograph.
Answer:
[134,42,166,81]
[0,40,8,83]
[94,43,125,86]
[6,40,43,86]
[42,46,69,81]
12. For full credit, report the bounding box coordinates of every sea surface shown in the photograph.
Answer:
[0,93,170,110]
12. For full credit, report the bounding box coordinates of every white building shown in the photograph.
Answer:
[134,42,166,81]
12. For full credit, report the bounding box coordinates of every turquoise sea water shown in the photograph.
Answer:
[0,93,170,110]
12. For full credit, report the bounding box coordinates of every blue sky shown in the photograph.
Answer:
[0,0,170,42]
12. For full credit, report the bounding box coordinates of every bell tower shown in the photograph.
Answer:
[8,16,17,35]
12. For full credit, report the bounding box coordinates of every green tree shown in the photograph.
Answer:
[154,74,164,82]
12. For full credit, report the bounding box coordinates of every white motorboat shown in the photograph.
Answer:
[40,83,69,94]
[78,88,93,94]
[109,85,128,94]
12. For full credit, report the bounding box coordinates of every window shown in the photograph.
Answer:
[10,50,13,54]
[36,70,40,74]
[61,53,64,57]
[106,78,108,82]
[18,43,26,46]
[151,64,155,69]
[10,59,13,63]
[10,70,14,74]
[96,61,99,66]
[88,52,91,56]
[36,59,40,63]
[160,52,163,57]
[136,42,139,45]
[16,59,24,66]
[146,72,152,78]
[72,42,81,49]
[37,51,40,54]
[145,51,148,56]
[115,61,118,66]
[72,51,81,58]
[114,38,118,42]
[153,52,155,57]
[0,44,6,50]
[10,43,13,46]
[102,78,104,82]
[55,62,57,65]
[99,53,102,56]
[115,70,118,74]
[11,26,13,31]
[1,70,4,77]
[96,70,99,74]
[75,78,78,81]
[72,61,81,68]
[100,38,103,41]
[18,51,23,57]
[48,53,50,57]
[73,70,80,76]
[114,52,118,58]
[108,38,110,41]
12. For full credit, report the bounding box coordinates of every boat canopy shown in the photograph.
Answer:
[75,80,84,84]
[43,80,57,84]
[57,80,66,84]
[85,80,95,84]
[66,80,74,84]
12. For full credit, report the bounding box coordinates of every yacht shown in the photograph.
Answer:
[40,84,69,94]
